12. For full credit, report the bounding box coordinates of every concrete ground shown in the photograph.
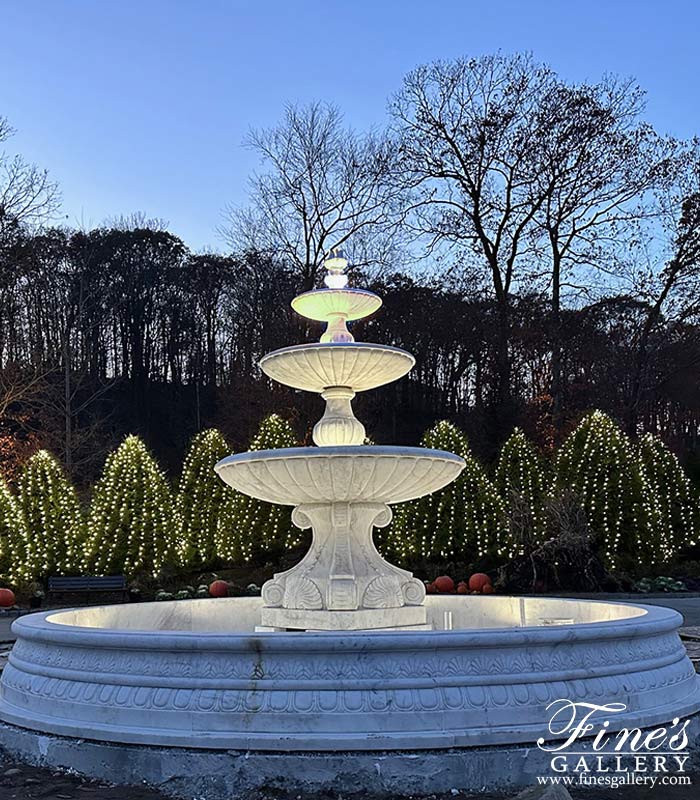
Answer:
[0,755,166,798]
[574,594,700,627]
[641,596,700,627]
[0,617,15,643]
[0,752,698,800]
[0,617,15,642]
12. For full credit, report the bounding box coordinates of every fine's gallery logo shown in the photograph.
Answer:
[535,700,692,789]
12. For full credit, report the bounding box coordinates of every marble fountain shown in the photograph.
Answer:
[0,253,698,797]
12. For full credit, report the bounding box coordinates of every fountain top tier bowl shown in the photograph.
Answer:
[291,287,382,322]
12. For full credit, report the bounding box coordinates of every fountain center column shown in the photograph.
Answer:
[312,386,366,446]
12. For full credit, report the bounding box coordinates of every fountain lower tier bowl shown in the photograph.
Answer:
[215,445,464,505]
[1,596,698,750]
[259,342,415,393]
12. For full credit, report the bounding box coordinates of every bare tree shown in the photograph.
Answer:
[391,55,679,439]
[624,143,700,432]
[220,102,401,290]
[0,116,60,236]
[528,77,679,429]
[0,362,48,420]
[391,54,559,435]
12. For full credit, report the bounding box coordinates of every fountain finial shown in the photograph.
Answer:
[323,248,349,289]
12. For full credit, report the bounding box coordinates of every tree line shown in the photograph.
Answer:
[1,53,699,482]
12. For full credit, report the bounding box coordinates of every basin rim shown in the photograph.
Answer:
[9,597,682,651]
[215,444,467,475]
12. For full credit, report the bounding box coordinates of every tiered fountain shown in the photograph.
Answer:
[0,253,698,799]
[216,250,464,631]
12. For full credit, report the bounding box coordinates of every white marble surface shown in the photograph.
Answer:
[259,502,428,630]
[291,288,382,323]
[216,446,464,631]
[312,386,366,446]
[259,343,415,393]
[215,445,465,506]
[1,595,698,751]
[37,595,647,632]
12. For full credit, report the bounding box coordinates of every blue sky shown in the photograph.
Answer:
[2,0,698,250]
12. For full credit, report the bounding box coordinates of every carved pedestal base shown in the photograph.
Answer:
[261,502,426,631]
[260,606,428,631]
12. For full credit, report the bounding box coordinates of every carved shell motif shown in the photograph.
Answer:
[261,580,284,608]
[362,576,403,609]
[402,578,427,606]
[283,576,324,610]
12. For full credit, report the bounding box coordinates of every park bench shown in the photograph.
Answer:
[47,575,129,603]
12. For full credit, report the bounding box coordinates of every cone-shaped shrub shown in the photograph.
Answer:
[85,436,173,577]
[0,477,26,580]
[216,414,297,563]
[386,420,507,562]
[637,433,698,561]
[176,429,235,568]
[555,411,643,566]
[16,450,85,580]
[495,428,550,549]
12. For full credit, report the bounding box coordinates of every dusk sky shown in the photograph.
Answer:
[2,0,699,250]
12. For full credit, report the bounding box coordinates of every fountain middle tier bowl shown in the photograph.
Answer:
[215,445,465,505]
[259,342,415,393]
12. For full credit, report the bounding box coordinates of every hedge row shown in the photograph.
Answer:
[382,412,698,569]
[1,411,697,583]
[0,415,296,583]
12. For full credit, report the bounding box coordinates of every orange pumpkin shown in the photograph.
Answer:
[433,575,455,593]
[208,580,229,598]
[0,588,15,608]
[468,573,492,592]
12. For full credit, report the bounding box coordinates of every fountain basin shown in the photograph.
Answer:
[1,595,698,751]
[259,342,415,393]
[215,445,464,505]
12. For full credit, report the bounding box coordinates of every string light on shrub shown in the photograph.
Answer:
[215,414,298,563]
[7,410,692,586]
[0,477,27,581]
[637,433,698,560]
[84,435,173,578]
[175,429,233,568]
[495,428,550,554]
[383,420,506,563]
[15,450,85,581]
[555,411,643,568]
